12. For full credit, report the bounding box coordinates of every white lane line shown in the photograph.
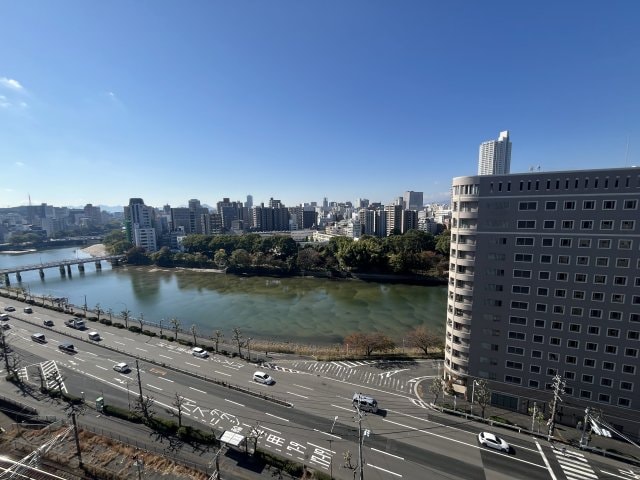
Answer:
[215,370,232,377]
[243,423,282,434]
[185,362,200,368]
[146,384,162,391]
[96,365,108,371]
[225,399,245,407]
[84,351,98,357]
[158,377,174,383]
[114,341,125,346]
[384,418,546,470]
[314,429,341,440]
[103,331,115,336]
[135,347,148,352]
[367,463,402,477]
[189,386,206,394]
[331,404,354,412]
[600,470,637,479]
[158,354,172,360]
[370,447,404,460]
[292,384,313,391]
[265,412,289,422]
[533,438,557,480]
[286,391,308,399]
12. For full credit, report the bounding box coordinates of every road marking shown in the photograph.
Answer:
[214,370,232,377]
[158,377,174,383]
[243,422,282,434]
[114,341,125,346]
[265,412,289,422]
[185,362,200,368]
[368,463,402,477]
[384,418,546,470]
[84,351,97,357]
[225,399,245,407]
[189,386,206,394]
[370,447,404,460]
[314,429,341,440]
[533,438,557,480]
[600,470,640,479]
[158,354,172,360]
[286,391,308,399]
[146,384,162,391]
[292,384,313,391]
[135,347,148,352]
[331,404,354,412]
[95,365,108,371]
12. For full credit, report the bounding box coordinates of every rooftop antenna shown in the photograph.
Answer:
[625,135,630,166]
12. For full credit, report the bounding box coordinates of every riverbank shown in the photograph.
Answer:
[81,243,108,257]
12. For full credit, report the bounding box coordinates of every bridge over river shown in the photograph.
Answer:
[1,255,124,285]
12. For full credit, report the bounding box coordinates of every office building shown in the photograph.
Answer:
[403,191,423,210]
[124,198,157,252]
[446,167,640,436]
[478,130,512,176]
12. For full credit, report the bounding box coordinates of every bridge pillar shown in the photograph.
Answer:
[16,272,22,282]
[66,264,72,275]
[78,263,85,273]
[39,269,45,279]
[95,261,102,270]
[60,265,66,276]
[3,273,9,286]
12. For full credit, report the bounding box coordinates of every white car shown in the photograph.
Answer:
[88,331,101,341]
[253,371,275,385]
[477,432,510,452]
[191,347,209,358]
[113,362,131,373]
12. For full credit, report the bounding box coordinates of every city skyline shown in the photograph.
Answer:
[2,1,638,208]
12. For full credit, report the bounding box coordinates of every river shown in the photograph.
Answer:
[0,247,447,345]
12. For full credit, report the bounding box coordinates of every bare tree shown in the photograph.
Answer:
[94,303,103,322]
[429,377,444,404]
[247,422,266,454]
[409,326,443,356]
[212,330,223,353]
[120,309,131,328]
[138,313,144,332]
[343,332,396,357]
[190,324,198,346]
[135,394,156,420]
[474,379,491,418]
[172,393,186,428]
[232,327,244,357]
[159,319,164,337]
[107,308,113,322]
[170,317,181,341]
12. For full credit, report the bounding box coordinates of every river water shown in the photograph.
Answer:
[0,247,447,345]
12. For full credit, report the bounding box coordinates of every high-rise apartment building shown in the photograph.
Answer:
[478,131,511,176]
[403,191,423,210]
[124,198,157,252]
[446,167,640,435]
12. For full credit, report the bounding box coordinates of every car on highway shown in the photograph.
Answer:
[31,333,46,343]
[58,343,76,353]
[1,323,10,330]
[23,306,33,313]
[477,432,510,453]
[0,313,8,321]
[43,319,54,327]
[88,331,101,341]
[113,362,131,373]
[253,371,275,385]
[4,306,15,312]
[191,347,209,358]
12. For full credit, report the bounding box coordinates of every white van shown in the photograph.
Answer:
[352,393,378,413]
[88,331,101,341]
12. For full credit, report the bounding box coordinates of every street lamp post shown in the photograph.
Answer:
[329,415,338,479]
[247,338,252,362]
[471,380,480,416]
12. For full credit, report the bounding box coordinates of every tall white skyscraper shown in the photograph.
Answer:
[478,130,511,175]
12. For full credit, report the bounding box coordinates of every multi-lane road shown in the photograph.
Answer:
[1,301,636,480]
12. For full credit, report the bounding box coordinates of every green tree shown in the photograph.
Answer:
[125,246,150,265]
[150,246,174,267]
[435,230,451,256]
[230,249,252,267]
[213,249,228,268]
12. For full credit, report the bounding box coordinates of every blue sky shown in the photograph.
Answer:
[1,1,638,209]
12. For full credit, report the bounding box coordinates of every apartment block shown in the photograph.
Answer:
[446,167,640,436]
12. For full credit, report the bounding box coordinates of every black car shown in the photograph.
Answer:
[58,343,76,353]
[4,306,15,312]
[43,319,54,327]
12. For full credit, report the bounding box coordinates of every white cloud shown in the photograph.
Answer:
[0,95,9,108]
[0,77,25,91]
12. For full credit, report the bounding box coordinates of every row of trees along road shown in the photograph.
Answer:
[106,229,451,278]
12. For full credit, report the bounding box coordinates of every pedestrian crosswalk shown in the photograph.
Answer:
[554,447,597,480]
[40,360,67,393]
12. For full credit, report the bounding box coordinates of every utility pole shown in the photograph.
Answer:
[579,407,591,448]
[531,402,537,432]
[547,374,566,441]
[136,359,143,402]
[354,404,364,480]
[1,327,9,373]
[329,415,338,479]
[70,411,82,467]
